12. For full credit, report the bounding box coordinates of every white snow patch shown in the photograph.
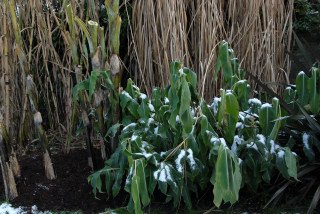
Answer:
[236,122,244,129]
[261,103,272,109]
[131,134,138,141]
[256,134,266,145]
[0,203,25,214]
[211,137,227,147]
[148,103,155,112]
[153,163,174,183]
[147,118,155,126]
[0,203,51,214]
[248,98,262,106]
[237,80,247,84]
[122,91,133,99]
[277,150,285,159]
[140,93,147,100]
[212,97,221,115]
[269,140,279,154]
[303,133,310,150]
[123,123,137,132]
[178,68,185,75]
[126,167,134,185]
[246,142,258,151]
[175,150,186,173]
[154,126,159,135]
[186,149,196,170]
[226,90,233,95]
[176,115,180,123]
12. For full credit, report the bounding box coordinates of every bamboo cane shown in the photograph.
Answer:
[26,75,56,180]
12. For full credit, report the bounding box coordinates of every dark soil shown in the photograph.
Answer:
[0,147,312,214]
[0,149,126,214]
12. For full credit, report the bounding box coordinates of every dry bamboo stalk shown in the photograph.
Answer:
[130,0,294,98]
[27,75,56,180]
[0,129,18,200]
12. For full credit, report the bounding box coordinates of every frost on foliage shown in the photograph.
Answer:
[186,149,196,170]
[123,123,137,132]
[154,126,159,135]
[125,166,134,185]
[135,141,155,159]
[246,142,258,151]
[236,122,244,129]
[211,97,221,115]
[256,134,266,145]
[302,133,310,150]
[147,118,155,126]
[175,150,186,173]
[164,97,170,104]
[248,98,262,106]
[226,89,233,95]
[261,103,272,109]
[154,163,174,183]
[122,91,133,100]
[210,137,227,147]
[277,150,285,159]
[269,140,279,154]
[175,149,197,173]
[148,103,155,112]
[231,135,243,153]
[140,93,147,100]
[176,115,180,123]
[178,68,185,76]
[131,134,139,141]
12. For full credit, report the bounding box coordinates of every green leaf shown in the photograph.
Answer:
[131,175,142,214]
[296,71,310,107]
[218,41,233,85]
[88,70,99,100]
[179,78,191,116]
[308,68,320,114]
[106,123,121,138]
[216,90,239,144]
[72,80,89,102]
[233,80,250,110]
[284,148,297,180]
[259,103,276,136]
[213,144,241,207]
[137,99,150,119]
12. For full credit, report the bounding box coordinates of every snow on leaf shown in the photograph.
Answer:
[277,150,285,159]
[175,150,186,173]
[140,93,147,100]
[303,133,310,150]
[186,149,196,170]
[248,98,262,106]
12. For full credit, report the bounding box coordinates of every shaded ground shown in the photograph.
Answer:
[0,147,311,214]
[0,149,125,214]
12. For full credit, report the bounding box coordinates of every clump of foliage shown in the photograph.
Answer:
[88,42,298,213]
[294,0,320,32]
[266,66,320,213]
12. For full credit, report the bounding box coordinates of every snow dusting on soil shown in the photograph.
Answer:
[0,203,51,214]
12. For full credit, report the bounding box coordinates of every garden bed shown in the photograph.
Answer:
[0,148,310,213]
[0,149,121,214]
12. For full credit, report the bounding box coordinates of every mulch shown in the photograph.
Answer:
[0,149,127,214]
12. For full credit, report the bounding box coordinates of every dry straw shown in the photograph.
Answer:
[129,0,294,100]
[0,0,294,145]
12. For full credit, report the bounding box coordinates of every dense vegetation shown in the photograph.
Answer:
[0,0,319,213]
